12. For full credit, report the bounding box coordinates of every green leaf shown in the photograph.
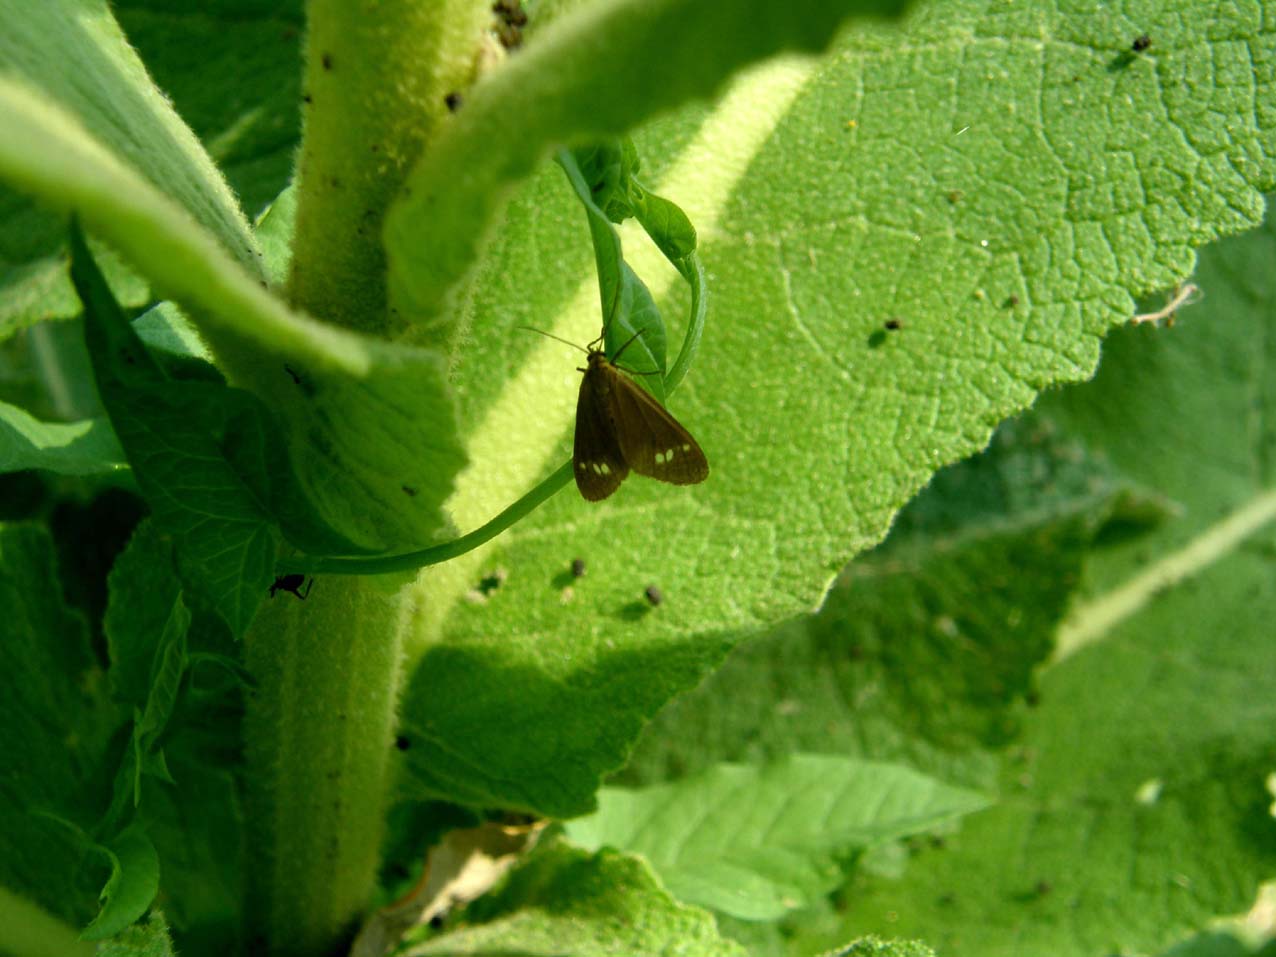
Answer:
[0,0,298,335]
[385,0,911,328]
[0,0,260,270]
[399,2,1276,823]
[0,402,126,476]
[0,8,468,554]
[0,74,367,374]
[93,910,176,957]
[70,223,379,634]
[563,755,990,920]
[104,520,184,709]
[818,939,937,957]
[0,523,122,928]
[132,593,191,759]
[80,822,161,941]
[0,886,94,957]
[104,519,246,948]
[1160,931,1276,957]
[406,839,748,957]
[799,203,1276,956]
[618,416,1158,799]
[111,1,303,220]
[69,226,277,637]
[558,148,667,393]
[136,759,244,954]
[0,0,297,337]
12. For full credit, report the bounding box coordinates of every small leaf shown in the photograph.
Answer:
[68,221,367,636]
[69,222,273,636]
[558,149,667,395]
[406,839,748,957]
[133,593,191,757]
[564,755,990,920]
[79,823,160,941]
[0,403,127,476]
[104,520,183,710]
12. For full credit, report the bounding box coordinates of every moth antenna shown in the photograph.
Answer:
[519,325,589,355]
[610,328,646,363]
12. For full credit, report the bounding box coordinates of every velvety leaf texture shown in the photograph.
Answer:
[396,2,1276,822]
[0,0,263,287]
[614,415,1157,804]
[406,840,748,957]
[0,0,304,334]
[792,204,1276,954]
[94,910,177,957]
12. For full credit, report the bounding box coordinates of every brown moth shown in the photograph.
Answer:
[573,333,709,501]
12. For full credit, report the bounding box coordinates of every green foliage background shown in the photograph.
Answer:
[0,0,1272,955]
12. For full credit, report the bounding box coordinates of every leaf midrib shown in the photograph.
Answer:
[1051,489,1276,664]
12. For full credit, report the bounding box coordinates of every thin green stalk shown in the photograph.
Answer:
[278,249,707,578]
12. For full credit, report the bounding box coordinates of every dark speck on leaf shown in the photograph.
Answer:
[321,52,333,70]
[884,317,902,331]
[571,557,586,578]
[477,568,508,595]
[402,485,417,497]
[1132,34,1151,52]
[493,0,528,26]
[395,735,411,751]
[444,91,463,112]
[496,23,522,49]
[303,93,312,104]
[1005,294,1021,308]
[644,584,663,606]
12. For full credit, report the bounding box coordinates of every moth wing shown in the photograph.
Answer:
[610,371,709,486]
[574,366,630,501]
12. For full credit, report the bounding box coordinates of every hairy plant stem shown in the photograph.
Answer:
[243,2,491,955]
[287,0,491,336]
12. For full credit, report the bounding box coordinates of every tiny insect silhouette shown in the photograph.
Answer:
[270,574,312,600]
